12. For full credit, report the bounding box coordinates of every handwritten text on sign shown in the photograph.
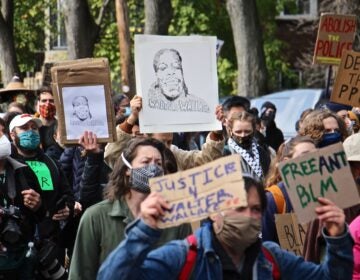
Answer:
[149,154,246,228]
[313,14,356,65]
[331,50,360,107]
[279,143,360,224]
[26,161,54,191]
[275,213,308,256]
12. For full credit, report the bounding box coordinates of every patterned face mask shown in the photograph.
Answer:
[121,153,164,193]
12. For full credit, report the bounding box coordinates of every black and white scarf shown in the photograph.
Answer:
[228,138,263,179]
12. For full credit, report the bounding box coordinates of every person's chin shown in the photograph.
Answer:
[162,89,181,101]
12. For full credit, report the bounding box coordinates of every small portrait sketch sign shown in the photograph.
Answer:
[51,58,116,144]
[135,35,221,133]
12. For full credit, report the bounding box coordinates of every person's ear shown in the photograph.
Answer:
[125,168,131,177]
[9,131,16,142]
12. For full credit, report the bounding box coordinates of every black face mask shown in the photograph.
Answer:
[261,111,275,126]
[233,135,253,148]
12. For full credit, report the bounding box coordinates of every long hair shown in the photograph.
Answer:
[299,109,348,144]
[104,138,166,202]
[265,136,315,188]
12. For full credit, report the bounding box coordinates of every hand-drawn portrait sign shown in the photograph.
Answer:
[279,143,360,224]
[331,50,360,107]
[51,58,116,144]
[313,13,356,65]
[149,154,247,228]
[135,35,221,133]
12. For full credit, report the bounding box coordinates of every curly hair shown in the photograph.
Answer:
[227,111,256,136]
[265,136,315,188]
[299,109,348,144]
[104,138,166,202]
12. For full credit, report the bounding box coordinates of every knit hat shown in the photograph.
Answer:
[261,101,277,116]
[325,102,352,113]
[343,133,360,162]
[222,96,250,112]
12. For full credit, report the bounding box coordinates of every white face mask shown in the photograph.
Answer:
[0,135,11,159]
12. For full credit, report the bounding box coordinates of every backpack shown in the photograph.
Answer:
[179,234,281,280]
[266,184,286,214]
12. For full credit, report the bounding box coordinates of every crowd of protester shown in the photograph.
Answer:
[0,75,358,279]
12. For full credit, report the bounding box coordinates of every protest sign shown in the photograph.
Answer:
[331,50,360,107]
[149,154,246,228]
[278,143,360,224]
[313,14,356,65]
[275,213,308,256]
[51,58,116,144]
[135,35,221,133]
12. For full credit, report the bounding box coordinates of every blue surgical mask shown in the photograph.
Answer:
[318,132,342,148]
[18,130,40,150]
[124,107,131,117]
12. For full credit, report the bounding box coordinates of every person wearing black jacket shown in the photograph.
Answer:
[9,114,75,280]
[260,101,284,152]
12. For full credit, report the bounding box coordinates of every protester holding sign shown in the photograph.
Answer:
[98,176,353,280]
[225,111,271,181]
[70,138,191,280]
[104,95,225,171]
[263,135,316,243]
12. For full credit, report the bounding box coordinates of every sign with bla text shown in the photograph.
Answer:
[149,154,247,228]
[313,13,356,65]
[278,143,360,224]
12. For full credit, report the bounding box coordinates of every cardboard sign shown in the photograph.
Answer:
[331,50,360,107]
[278,143,360,224]
[51,58,116,144]
[313,14,356,65]
[149,154,246,228]
[275,213,308,256]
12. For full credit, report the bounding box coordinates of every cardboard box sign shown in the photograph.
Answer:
[278,143,360,224]
[313,13,356,65]
[275,213,308,257]
[331,50,360,107]
[51,58,116,144]
[149,154,247,229]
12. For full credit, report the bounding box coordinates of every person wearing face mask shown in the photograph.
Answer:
[97,176,353,280]
[260,102,284,152]
[299,109,348,148]
[0,132,44,278]
[35,86,58,153]
[325,102,353,135]
[69,137,191,280]
[225,111,271,181]
[8,114,75,280]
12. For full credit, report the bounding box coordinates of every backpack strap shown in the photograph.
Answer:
[178,234,197,280]
[262,245,281,280]
[266,184,286,214]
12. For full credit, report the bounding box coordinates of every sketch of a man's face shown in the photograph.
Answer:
[73,96,91,121]
[155,50,185,100]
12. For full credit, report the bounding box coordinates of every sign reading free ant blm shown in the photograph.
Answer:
[279,143,360,224]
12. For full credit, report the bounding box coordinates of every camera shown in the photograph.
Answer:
[0,205,22,246]
[38,239,67,280]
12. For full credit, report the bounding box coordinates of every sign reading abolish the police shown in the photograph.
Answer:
[331,50,360,107]
[313,13,356,65]
[149,154,246,229]
[278,143,360,224]
[275,213,308,257]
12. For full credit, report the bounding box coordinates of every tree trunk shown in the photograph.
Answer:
[0,0,19,85]
[115,0,136,98]
[144,0,173,35]
[63,0,99,59]
[225,0,267,98]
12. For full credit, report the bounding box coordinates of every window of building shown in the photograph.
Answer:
[277,0,318,20]
[50,0,67,49]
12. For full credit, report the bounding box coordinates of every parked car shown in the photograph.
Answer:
[251,89,327,139]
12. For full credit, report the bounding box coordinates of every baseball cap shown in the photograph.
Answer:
[343,133,360,162]
[9,114,42,132]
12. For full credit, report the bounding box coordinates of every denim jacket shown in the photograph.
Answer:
[97,219,353,280]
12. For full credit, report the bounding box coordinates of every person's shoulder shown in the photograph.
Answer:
[82,199,111,218]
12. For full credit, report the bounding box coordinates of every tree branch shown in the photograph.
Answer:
[96,0,111,26]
